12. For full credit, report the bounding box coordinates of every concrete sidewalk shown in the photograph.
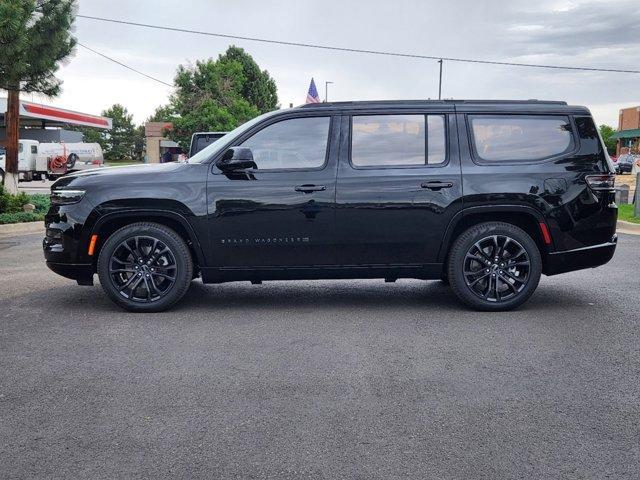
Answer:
[0,221,44,236]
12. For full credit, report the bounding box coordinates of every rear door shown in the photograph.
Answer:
[335,108,462,266]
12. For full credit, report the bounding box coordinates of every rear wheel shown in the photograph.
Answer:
[447,222,541,311]
[97,222,193,312]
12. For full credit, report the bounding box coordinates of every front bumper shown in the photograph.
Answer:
[46,261,94,285]
[545,235,617,276]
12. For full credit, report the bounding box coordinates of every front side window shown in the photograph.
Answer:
[470,115,574,162]
[241,116,330,170]
[18,143,23,153]
[351,114,446,167]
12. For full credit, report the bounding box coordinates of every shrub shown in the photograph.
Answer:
[0,185,50,223]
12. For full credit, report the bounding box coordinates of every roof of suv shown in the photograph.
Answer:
[298,99,590,114]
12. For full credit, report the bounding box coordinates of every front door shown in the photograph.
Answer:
[335,110,462,266]
[207,114,339,268]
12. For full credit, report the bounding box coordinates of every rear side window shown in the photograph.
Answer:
[351,114,446,167]
[241,116,330,170]
[470,115,574,162]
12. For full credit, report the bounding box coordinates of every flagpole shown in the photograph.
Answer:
[325,81,334,102]
[438,59,443,100]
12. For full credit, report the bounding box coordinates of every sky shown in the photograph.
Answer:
[19,0,640,127]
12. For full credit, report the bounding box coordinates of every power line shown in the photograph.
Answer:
[76,14,640,75]
[76,42,173,87]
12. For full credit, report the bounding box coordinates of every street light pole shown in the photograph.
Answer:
[325,81,334,102]
[438,59,443,100]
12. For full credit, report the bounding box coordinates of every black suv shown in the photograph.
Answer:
[44,100,618,312]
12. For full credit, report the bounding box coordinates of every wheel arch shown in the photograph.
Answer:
[438,205,552,264]
[87,210,206,269]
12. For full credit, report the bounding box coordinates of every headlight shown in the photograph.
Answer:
[51,189,86,205]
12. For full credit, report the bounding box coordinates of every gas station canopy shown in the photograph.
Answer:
[0,97,112,129]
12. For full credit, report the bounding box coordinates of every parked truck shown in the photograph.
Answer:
[0,140,103,183]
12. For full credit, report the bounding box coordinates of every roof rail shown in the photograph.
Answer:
[298,99,568,108]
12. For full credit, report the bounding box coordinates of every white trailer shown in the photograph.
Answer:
[0,140,104,183]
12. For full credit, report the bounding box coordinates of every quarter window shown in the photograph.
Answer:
[31,145,38,154]
[470,115,574,162]
[241,116,330,170]
[351,114,446,167]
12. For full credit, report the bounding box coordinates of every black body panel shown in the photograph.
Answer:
[42,100,617,286]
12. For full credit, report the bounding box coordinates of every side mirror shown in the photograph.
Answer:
[217,147,257,172]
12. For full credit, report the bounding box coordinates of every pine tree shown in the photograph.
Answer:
[0,0,76,193]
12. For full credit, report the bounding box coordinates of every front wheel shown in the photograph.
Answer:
[97,222,193,312]
[447,222,542,311]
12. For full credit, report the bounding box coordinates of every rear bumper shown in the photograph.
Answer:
[45,261,94,286]
[544,235,617,276]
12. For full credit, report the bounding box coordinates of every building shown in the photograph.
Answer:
[144,122,181,163]
[0,97,112,146]
[613,106,640,156]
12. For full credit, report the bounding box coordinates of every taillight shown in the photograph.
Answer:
[585,174,615,191]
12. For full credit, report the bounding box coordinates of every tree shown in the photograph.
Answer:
[133,125,146,161]
[0,0,76,193]
[153,46,278,150]
[79,126,104,145]
[98,104,137,160]
[599,124,617,156]
[78,105,143,161]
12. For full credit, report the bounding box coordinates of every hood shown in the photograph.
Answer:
[53,162,187,188]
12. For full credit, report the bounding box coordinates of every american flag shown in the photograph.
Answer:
[306,78,321,104]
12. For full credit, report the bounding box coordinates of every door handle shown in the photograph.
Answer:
[295,184,326,193]
[421,181,454,190]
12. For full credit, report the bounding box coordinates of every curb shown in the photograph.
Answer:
[618,220,640,235]
[0,221,44,235]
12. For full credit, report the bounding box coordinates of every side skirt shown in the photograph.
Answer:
[200,264,443,284]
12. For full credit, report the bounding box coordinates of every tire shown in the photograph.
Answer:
[447,222,542,311]
[0,168,4,184]
[97,222,193,312]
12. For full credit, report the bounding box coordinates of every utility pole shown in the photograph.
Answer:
[325,81,334,103]
[4,88,20,194]
[438,59,443,100]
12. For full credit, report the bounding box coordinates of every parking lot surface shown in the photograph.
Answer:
[1,232,639,479]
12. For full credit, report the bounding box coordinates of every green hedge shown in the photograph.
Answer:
[0,212,45,224]
[0,184,50,224]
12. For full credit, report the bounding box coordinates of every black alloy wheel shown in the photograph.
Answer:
[448,222,542,311]
[463,235,530,303]
[109,235,177,303]
[97,222,193,312]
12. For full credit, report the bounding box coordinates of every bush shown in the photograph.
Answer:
[0,184,50,224]
[0,212,45,224]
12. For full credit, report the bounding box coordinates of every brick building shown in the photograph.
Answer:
[144,122,181,163]
[613,106,640,155]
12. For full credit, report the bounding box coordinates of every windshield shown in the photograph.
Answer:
[187,110,281,164]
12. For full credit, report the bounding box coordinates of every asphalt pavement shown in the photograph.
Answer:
[1,232,639,479]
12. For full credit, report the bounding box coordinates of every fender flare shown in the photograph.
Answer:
[437,204,550,262]
[86,209,207,266]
